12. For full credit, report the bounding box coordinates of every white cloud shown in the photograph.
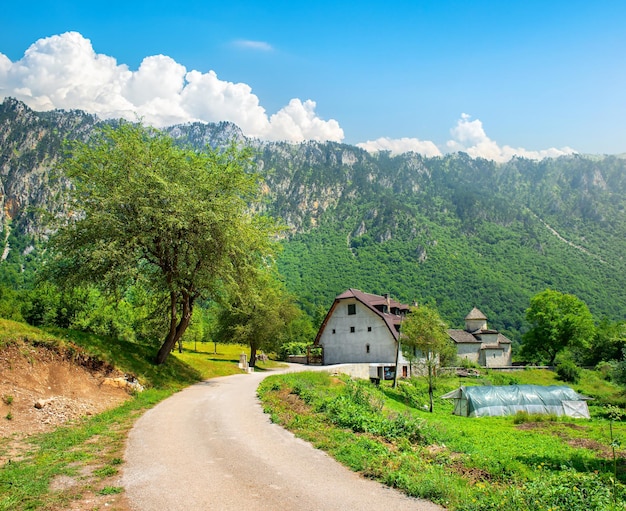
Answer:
[233,40,274,52]
[358,114,577,162]
[0,31,343,143]
[267,99,344,142]
[446,113,576,162]
[356,137,441,157]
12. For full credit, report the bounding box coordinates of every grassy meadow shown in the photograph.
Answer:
[258,369,626,511]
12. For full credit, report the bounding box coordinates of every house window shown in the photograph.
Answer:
[350,326,355,333]
[368,326,372,332]
[348,304,356,315]
[366,344,370,353]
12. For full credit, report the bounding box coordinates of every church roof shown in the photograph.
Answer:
[465,307,487,321]
[448,329,481,344]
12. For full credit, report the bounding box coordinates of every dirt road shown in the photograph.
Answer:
[122,366,444,511]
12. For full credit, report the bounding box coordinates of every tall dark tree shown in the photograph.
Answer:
[50,122,277,364]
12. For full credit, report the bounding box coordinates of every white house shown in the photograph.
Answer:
[314,289,412,379]
[448,308,512,367]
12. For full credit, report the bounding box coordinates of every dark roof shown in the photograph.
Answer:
[315,289,408,344]
[448,329,481,344]
[496,333,512,344]
[481,344,504,350]
[465,307,487,320]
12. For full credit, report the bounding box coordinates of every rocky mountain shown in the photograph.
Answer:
[0,97,624,339]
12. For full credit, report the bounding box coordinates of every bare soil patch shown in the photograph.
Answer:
[516,420,626,459]
[0,342,133,510]
[0,343,130,439]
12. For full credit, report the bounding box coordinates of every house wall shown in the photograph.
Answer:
[319,298,403,365]
[456,343,480,364]
[466,318,487,331]
[481,345,512,367]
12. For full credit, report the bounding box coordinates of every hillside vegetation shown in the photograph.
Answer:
[1,97,625,345]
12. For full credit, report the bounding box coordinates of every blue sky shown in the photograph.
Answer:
[1,0,625,160]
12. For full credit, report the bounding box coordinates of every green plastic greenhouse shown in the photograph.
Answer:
[440,384,591,418]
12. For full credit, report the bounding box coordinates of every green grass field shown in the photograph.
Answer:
[259,370,626,511]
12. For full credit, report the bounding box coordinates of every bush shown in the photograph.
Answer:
[556,360,581,383]
[512,411,559,424]
[277,341,310,360]
[612,351,626,387]
[595,361,616,381]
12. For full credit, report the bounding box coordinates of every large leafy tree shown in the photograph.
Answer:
[521,289,595,365]
[400,304,454,412]
[215,269,299,367]
[50,122,276,364]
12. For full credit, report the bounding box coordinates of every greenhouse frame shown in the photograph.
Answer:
[440,384,591,418]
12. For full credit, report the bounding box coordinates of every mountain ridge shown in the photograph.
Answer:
[0,98,624,341]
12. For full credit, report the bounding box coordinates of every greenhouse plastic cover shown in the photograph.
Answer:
[440,384,591,418]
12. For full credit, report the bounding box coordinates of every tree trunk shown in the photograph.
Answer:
[428,353,434,413]
[155,291,193,365]
[428,366,434,413]
[249,343,257,369]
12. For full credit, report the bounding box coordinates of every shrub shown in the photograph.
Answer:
[595,360,616,381]
[458,357,481,369]
[513,411,559,424]
[277,341,309,360]
[556,360,581,383]
[612,352,626,387]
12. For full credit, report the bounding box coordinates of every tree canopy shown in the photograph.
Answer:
[214,268,299,367]
[50,122,277,364]
[400,304,454,411]
[521,289,596,365]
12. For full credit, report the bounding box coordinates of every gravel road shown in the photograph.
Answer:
[122,365,445,511]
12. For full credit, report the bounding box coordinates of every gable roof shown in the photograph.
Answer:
[315,288,409,344]
[448,329,482,344]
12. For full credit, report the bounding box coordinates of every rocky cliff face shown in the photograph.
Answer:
[0,98,98,239]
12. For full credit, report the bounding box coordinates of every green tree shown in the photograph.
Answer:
[581,318,626,366]
[49,122,276,364]
[400,305,454,412]
[521,289,596,365]
[215,269,299,367]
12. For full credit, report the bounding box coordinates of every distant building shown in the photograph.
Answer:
[314,289,412,379]
[448,308,512,367]
[315,293,512,375]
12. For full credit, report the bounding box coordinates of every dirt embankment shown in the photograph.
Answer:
[0,342,131,438]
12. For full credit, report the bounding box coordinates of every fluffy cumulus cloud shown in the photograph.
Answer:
[357,114,575,162]
[445,114,576,162]
[356,137,442,157]
[0,32,344,142]
[0,32,577,160]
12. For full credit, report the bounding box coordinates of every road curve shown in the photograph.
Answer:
[122,365,445,511]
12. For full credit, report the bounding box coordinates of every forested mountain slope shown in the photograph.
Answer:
[1,98,624,342]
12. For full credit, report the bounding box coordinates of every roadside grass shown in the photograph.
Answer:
[259,371,626,511]
[0,320,252,511]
